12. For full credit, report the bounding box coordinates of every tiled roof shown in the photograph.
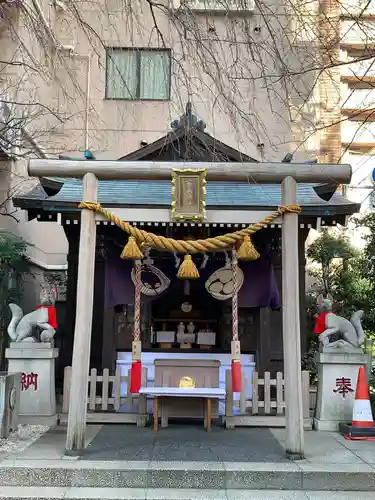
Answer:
[41,178,355,208]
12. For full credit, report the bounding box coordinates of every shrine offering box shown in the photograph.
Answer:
[197,331,216,346]
[176,333,195,344]
[156,331,175,349]
[154,358,220,418]
[156,331,175,343]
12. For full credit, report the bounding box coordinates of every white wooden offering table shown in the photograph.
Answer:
[139,387,225,432]
[116,352,255,415]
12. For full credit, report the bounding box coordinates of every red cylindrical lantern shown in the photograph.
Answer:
[130,360,142,394]
[231,360,242,393]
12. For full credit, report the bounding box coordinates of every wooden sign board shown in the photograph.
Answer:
[171,168,207,222]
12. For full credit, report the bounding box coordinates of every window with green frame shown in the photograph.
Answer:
[105,48,171,101]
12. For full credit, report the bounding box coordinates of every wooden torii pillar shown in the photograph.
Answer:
[28,160,352,459]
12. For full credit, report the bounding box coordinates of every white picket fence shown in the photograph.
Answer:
[61,365,313,428]
[224,369,312,428]
[61,366,147,424]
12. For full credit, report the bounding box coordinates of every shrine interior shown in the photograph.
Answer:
[68,223,296,387]
[119,228,273,330]
[50,217,311,396]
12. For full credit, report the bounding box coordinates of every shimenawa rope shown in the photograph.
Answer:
[79,202,300,254]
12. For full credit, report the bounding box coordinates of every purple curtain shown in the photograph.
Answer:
[104,248,280,310]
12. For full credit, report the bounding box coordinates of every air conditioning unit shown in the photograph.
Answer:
[0,372,20,438]
[172,0,255,12]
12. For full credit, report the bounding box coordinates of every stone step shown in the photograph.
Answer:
[0,461,374,492]
[0,488,372,500]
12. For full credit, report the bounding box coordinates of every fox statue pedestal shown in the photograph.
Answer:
[5,343,59,425]
[314,345,366,431]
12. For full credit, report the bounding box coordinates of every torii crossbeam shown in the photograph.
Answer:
[27,159,352,460]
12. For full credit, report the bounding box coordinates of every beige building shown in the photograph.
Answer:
[0,0,364,305]
[340,1,375,216]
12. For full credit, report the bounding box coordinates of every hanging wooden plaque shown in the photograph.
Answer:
[171,168,207,222]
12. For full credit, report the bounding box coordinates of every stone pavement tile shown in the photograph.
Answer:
[0,486,69,498]
[61,455,80,461]
[215,449,287,463]
[66,487,147,499]
[74,460,149,469]
[146,489,227,499]
[304,434,351,451]
[82,427,154,461]
[148,460,224,471]
[331,433,375,448]
[0,452,9,463]
[84,448,152,461]
[299,463,375,491]
[271,429,345,451]
[305,492,375,500]
[80,424,288,463]
[226,491,309,500]
[85,424,103,443]
[223,461,300,472]
[0,466,30,486]
[0,458,78,468]
[151,444,221,462]
[7,424,103,461]
[6,444,65,460]
[303,448,367,464]
[113,469,148,488]
[224,461,302,490]
[70,462,149,488]
[271,429,372,465]
[147,461,224,489]
[70,468,118,487]
[349,449,375,464]
[297,462,374,473]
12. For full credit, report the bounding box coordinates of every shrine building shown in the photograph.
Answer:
[13,108,360,403]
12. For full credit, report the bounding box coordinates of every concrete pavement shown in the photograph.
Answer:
[0,425,374,497]
[0,487,374,499]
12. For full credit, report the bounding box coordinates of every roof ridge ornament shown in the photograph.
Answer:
[170,101,206,132]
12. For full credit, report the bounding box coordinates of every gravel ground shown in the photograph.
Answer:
[0,425,50,454]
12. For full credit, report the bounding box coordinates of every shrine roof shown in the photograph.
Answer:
[14,178,359,216]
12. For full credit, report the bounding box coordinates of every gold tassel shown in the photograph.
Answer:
[177,254,200,279]
[121,236,144,260]
[237,235,260,261]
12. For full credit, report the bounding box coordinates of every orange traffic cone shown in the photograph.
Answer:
[352,367,373,428]
[339,366,375,440]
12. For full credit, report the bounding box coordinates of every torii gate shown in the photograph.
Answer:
[28,159,352,459]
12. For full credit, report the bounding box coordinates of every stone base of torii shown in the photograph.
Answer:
[27,159,352,460]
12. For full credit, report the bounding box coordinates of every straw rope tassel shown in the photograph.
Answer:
[177,254,200,279]
[231,250,242,393]
[130,260,142,394]
[121,236,143,260]
[237,234,260,261]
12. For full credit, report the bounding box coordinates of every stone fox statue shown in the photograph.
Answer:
[314,293,365,348]
[7,285,58,343]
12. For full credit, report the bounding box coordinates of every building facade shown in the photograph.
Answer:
[0,0,323,265]
[0,0,371,303]
[340,0,375,214]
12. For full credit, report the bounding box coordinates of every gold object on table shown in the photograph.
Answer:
[179,376,196,388]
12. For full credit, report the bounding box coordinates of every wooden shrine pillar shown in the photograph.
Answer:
[65,173,98,453]
[281,177,304,459]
